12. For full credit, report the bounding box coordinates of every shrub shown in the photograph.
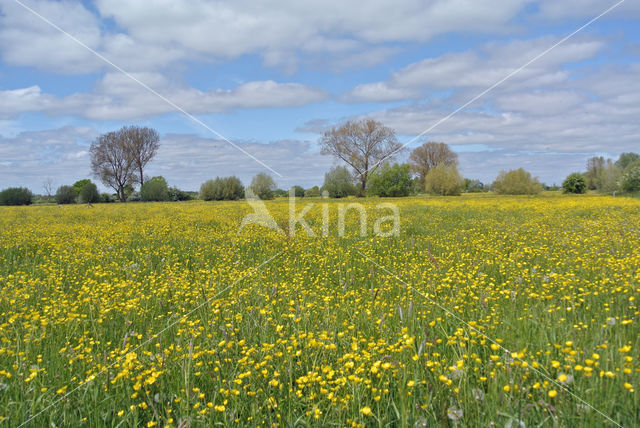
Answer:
[620,161,640,192]
[55,185,77,204]
[304,186,321,197]
[322,166,356,198]
[0,187,33,205]
[126,191,141,202]
[78,182,100,203]
[291,185,305,197]
[562,173,587,194]
[168,186,192,201]
[140,178,169,201]
[248,173,276,200]
[274,189,288,198]
[463,178,484,193]
[367,163,412,197]
[425,164,463,196]
[100,193,116,203]
[492,168,542,195]
[200,177,244,201]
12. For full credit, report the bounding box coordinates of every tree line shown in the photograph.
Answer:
[2,122,639,205]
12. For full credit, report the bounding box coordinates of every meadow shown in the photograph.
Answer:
[0,194,638,427]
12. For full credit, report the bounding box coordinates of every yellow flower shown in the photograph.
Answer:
[360,406,372,416]
[548,390,557,398]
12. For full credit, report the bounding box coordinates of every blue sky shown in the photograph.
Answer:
[1,0,640,192]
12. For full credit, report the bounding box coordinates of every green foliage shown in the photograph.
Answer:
[291,186,305,197]
[72,179,91,196]
[425,164,463,196]
[55,185,77,204]
[126,191,141,202]
[168,187,192,201]
[0,187,33,205]
[322,166,356,198]
[79,182,100,203]
[615,152,640,170]
[562,173,587,194]
[463,178,484,193]
[200,177,245,201]
[274,189,288,198]
[304,186,321,197]
[248,173,276,200]
[100,193,116,203]
[140,178,169,201]
[620,161,640,192]
[492,168,542,195]
[367,163,412,197]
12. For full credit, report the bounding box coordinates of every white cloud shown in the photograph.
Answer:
[344,36,604,102]
[0,73,329,120]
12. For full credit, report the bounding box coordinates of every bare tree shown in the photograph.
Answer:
[90,129,136,202]
[43,177,54,198]
[122,125,160,186]
[320,119,402,193]
[408,142,458,185]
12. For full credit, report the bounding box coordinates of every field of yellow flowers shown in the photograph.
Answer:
[0,194,638,427]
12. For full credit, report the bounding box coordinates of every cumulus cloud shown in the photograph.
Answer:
[0,73,329,120]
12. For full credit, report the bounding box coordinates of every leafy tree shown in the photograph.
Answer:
[248,173,276,200]
[274,189,288,198]
[168,186,192,201]
[492,168,542,195]
[200,177,244,201]
[615,152,640,170]
[55,185,77,204]
[620,161,640,192]
[320,119,402,193]
[140,177,169,201]
[367,163,412,197]
[409,142,458,186]
[425,164,463,196]
[304,186,321,197]
[0,187,33,205]
[79,182,100,203]
[291,185,305,197]
[73,179,91,196]
[322,166,356,198]
[100,193,116,203]
[599,162,622,194]
[463,178,484,193]
[562,173,587,194]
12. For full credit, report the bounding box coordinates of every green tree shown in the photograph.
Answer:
[140,177,169,201]
[167,186,192,201]
[79,182,100,203]
[0,187,33,205]
[425,164,463,196]
[200,177,244,201]
[367,163,412,197]
[562,173,587,194]
[620,161,640,192]
[322,166,356,198]
[304,186,321,197]
[615,152,640,170]
[492,168,542,195]
[248,173,277,200]
[55,185,77,204]
[463,178,484,193]
[291,185,305,197]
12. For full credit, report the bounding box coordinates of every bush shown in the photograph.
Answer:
[168,186,192,201]
[304,186,321,197]
[274,189,288,198]
[140,178,169,201]
[55,185,77,204]
[248,173,276,200]
[425,164,463,196]
[620,161,640,192]
[126,191,141,202]
[291,185,305,197]
[562,173,587,194]
[100,193,116,203]
[492,168,542,195]
[322,166,356,198]
[72,179,91,196]
[200,177,244,201]
[0,187,33,205]
[79,182,100,203]
[367,163,413,197]
[463,178,484,193]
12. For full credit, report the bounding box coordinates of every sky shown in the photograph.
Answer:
[1,0,640,192]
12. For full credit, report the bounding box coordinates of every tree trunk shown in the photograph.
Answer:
[139,166,144,187]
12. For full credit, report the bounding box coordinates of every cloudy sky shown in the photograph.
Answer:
[1,0,639,192]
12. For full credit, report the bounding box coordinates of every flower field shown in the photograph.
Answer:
[0,194,638,426]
